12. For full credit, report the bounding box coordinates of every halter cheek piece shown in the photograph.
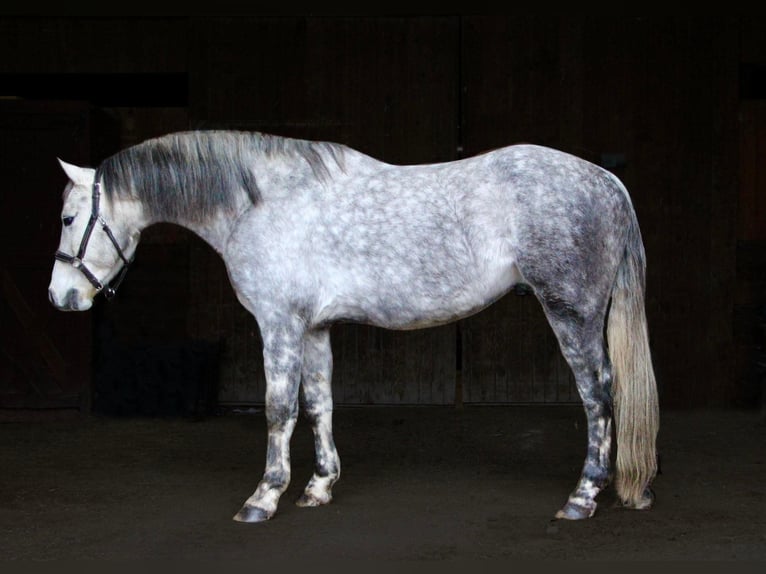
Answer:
[54,171,132,301]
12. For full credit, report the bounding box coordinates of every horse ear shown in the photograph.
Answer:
[58,158,95,186]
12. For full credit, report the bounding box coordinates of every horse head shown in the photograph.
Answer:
[48,160,140,311]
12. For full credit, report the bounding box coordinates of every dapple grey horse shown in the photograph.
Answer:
[48,130,659,522]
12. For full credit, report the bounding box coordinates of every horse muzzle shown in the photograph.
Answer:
[48,287,93,311]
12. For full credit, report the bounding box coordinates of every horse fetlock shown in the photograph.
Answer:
[589,468,611,490]
[296,475,336,507]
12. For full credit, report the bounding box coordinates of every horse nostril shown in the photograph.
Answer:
[63,289,80,311]
[48,288,56,306]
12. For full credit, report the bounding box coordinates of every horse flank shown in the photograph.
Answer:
[97,130,347,223]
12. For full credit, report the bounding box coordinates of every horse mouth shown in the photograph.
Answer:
[48,288,92,311]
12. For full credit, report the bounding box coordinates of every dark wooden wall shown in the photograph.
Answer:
[0,101,100,414]
[2,16,764,411]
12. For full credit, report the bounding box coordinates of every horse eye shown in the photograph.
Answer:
[62,216,75,227]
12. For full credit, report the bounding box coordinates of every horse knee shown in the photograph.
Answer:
[266,403,299,427]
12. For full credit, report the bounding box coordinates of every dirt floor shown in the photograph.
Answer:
[0,404,764,561]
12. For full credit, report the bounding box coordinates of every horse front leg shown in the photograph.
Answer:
[234,319,304,523]
[296,328,340,508]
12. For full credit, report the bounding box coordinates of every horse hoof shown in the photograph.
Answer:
[296,492,331,508]
[233,504,272,523]
[555,500,597,520]
[621,487,655,510]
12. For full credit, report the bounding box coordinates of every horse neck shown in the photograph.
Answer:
[180,208,247,255]
[141,146,375,253]
[106,193,148,243]
[144,186,252,255]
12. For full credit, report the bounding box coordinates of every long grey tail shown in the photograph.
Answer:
[607,213,660,508]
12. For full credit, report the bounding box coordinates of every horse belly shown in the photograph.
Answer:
[316,255,523,331]
[396,260,524,329]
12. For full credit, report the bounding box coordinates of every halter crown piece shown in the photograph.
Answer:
[54,167,132,300]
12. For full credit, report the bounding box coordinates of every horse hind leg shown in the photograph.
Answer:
[296,328,340,508]
[541,299,614,520]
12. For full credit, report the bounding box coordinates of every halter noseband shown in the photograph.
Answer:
[54,171,132,301]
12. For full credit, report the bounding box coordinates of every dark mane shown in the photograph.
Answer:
[98,131,345,223]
